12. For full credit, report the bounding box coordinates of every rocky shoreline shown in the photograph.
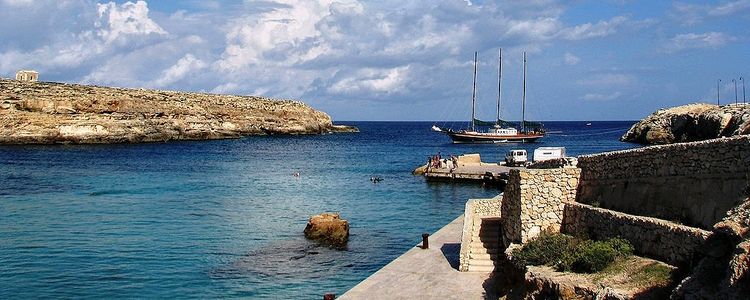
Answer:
[622,103,749,145]
[0,79,357,144]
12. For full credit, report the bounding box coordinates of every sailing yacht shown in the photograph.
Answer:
[433,50,545,143]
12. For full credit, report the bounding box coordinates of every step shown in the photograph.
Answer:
[467,264,496,272]
[468,259,497,267]
[469,253,500,261]
[470,241,499,248]
[471,237,500,247]
[470,247,500,254]
[473,226,500,231]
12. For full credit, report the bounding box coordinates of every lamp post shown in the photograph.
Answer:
[741,77,746,104]
[733,79,738,105]
[717,79,722,106]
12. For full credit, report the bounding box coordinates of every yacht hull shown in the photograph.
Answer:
[444,131,543,143]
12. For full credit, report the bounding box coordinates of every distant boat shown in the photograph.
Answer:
[586,123,592,126]
[433,50,544,143]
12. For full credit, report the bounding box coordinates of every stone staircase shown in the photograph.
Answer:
[466,217,502,272]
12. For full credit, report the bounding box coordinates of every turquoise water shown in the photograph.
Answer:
[0,121,637,299]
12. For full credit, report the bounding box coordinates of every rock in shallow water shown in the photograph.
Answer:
[304,213,349,249]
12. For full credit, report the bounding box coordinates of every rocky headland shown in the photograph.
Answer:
[622,103,750,144]
[0,79,357,144]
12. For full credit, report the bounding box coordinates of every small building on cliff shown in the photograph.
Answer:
[16,70,38,82]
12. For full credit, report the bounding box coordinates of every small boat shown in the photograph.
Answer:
[586,122,592,126]
[434,50,544,143]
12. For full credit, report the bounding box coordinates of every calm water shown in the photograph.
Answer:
[0,121,638,299]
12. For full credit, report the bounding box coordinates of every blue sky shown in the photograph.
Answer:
[1,0,748,121]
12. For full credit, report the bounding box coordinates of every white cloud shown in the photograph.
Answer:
[152,54,207,88]
[564,52,580,65]
[558,16,629,40]
[0,0,662,120]
[328,66,410,94]
[710,0,750,16]
[96,1,167,44]
[1,0,32,6]
[663,32,736,53]
[582,92,622,101]
[671,1,750,25]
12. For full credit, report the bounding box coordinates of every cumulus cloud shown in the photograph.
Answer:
[152,54,207,88]
[0,0,663,120]
[663,32,737,53]
[96,1,167,44]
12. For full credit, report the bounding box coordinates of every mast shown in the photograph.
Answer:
[522,51,527,133]
[471,51,478,131]
[496,48,502,127]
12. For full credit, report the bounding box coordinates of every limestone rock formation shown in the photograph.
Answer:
[0,79,357,144]
[621,103,750,144]
[673,200,750,299]
[303,213,349,249]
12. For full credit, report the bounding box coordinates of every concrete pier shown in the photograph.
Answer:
[339,215,498,299]
[424,163,511,183]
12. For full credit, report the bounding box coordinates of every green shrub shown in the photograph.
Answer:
[513,233,634,274]
[605,237,633,256]
[512,232,575,266]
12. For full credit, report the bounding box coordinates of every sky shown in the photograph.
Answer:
[0,0,748,121]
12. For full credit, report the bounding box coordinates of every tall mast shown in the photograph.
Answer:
[522,51,527,133]
[471,51,478,131]
[496,48,502,127]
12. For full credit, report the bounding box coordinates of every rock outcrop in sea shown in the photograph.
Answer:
[303,213,349,249]
[621,103,750,145]
[0,79,357,144]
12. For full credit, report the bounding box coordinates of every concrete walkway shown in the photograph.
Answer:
[339,215,498,299]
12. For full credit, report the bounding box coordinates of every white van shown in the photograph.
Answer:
[533,147,566,162]
[505,149,528,167]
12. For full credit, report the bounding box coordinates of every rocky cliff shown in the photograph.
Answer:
[0,79,356,144]
[621,103,750,144]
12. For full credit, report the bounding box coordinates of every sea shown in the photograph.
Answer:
[0,121,638,299]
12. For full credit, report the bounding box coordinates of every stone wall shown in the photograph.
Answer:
[501,168,581,244]
[577,135,750,229]
[563,202,711,266]
[460,197,502,271]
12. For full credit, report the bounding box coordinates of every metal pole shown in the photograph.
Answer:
[471,52,477,132]
[717,79,721,106]
[522,51,527,134]
[733,79,738,105]
[496,48,502,126]
[741,77,746,104]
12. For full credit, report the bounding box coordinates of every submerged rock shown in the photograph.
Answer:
[303,213,349,249]
[622,103,750,145]
[0,79,357,144]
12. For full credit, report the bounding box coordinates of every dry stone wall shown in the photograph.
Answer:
[577,135,750,229]
[501,168,581,244]
[563,202,710,266]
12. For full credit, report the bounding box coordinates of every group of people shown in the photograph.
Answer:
[427,152,458,172]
